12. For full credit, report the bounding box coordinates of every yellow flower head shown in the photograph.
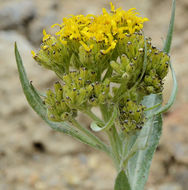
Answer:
[50,2,148,54]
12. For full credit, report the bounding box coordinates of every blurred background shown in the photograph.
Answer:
[0,0,188,189]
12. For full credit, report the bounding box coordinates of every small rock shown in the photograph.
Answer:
[157,183,182,190]
[0,0,36,30]
[162,104,188,164]
[28,173,39,186]
[170,165,188,189]
[28,11,58,45]
[88,154,99,169]
[34,182,47,190]
[148,152,167,184]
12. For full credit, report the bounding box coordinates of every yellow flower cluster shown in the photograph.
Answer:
[50,2,148,54]
[31,2,170,133]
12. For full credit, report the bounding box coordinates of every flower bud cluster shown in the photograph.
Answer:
[118,98,145,133]
[44,68,110,121]
[32,30,70,76]
[139,46,170,94]
[32,3,170,133]
[109,33,170,132]
[45,83,74,122]
[110,33,170,95]
[110,33,145,86]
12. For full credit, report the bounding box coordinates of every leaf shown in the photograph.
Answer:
[150,0,177,117]
[163,0,176,54]
[14,42,106,151]
[114,170,131,190]
[126,1,177,188]
[127,94,162,190]
[144,101,162,112]
[90,106,117,132]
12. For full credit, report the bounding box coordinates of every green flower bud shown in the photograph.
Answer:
[79,46,94,67]
[118,98,145,133]
[32,34,70,76]
[117,33,145,60]
[70,53,80,68]
[58,68,108,108]
[139,49,169,95]
[110,61,123,75]
[78,42,113,76]
[109,33,170,98]
[61,112,70,121]
[89,79,110,105]
[44,84,73,122]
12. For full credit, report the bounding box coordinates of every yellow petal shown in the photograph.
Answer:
[31,50,36,57]
[110,2,115,12]
[51,23,61,28]
[101,41,116,54]
[80,41,93,52]
[60,36,67,45]
[42,29,51,41]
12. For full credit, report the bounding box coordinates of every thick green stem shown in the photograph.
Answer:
[100,104,122,170]
[107,129,120,170]
[119,135,129,171]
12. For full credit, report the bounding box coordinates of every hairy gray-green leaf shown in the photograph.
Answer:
[163,0,176,54]
[126,1,177,188]
[127,94,162,190]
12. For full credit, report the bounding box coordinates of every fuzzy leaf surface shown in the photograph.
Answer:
[127,94,162,190]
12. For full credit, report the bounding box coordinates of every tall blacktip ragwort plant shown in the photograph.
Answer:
[15,1,177,189]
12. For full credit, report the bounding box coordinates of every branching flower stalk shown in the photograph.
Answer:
[15,1,177,190]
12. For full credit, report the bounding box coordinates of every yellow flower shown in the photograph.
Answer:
[101,41,117,55]
[110,2,115,12]
[42,3,148,54]
[80,41,94,52]
[43,29,51,41]
[31,50,36,57]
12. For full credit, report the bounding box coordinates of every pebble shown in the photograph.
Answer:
[27,11,58,45]
[162,105,188,164]
[0,0,36,30]
[157,183,182,190]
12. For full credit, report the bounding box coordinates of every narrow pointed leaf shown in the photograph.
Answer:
[163,0,176,54]
[127,1,177,188]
